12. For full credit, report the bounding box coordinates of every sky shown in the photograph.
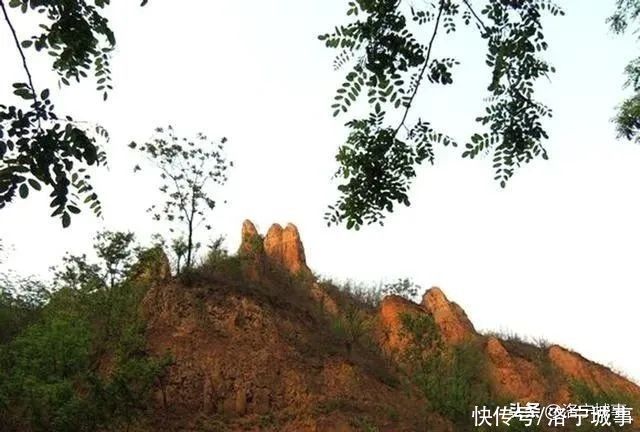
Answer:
[1,1,640,383]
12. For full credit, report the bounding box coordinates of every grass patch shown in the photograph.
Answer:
[401,316,547,431]
[569,380,639,431]
[483,330,563,398]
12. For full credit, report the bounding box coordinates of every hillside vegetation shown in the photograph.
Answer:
[1,221,638,432]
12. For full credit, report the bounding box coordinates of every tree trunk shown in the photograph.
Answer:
[186,193,196,269]
[186,220,193,269]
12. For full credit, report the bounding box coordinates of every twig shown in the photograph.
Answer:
[393,0,446,136]
[462,0,488,32]
[0,0,42,128]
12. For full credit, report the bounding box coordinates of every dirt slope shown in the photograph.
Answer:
[135,220,639,431]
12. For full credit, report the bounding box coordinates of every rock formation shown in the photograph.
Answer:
[378,295,427,353]
[421,287,476,344]
[132,220,640,431]
[238,219,262,255]
[549,345,640,397]
[377,285,640,408]
[238,219,311,276]
[485,336,547,401]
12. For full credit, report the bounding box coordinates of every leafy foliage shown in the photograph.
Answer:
[0,273,49,344]
[0,235,169,432]
[0,82,108,227]
[380,277,420,301]
[94,230,137,288]
[400,313,494,430]
[131,126,232,271]
[609,0,640,142]
[321,0,563,229]
[52,230,137,290]
[0,0,147,225]
[569,380,639,432]
[331,304,373,353]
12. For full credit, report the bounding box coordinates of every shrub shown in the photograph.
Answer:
[569,380,639,432]
[0,261,170,431]
[381,278,421,302]
[318,278,382,310]
[400,313,497,431]
[331,304,373,354]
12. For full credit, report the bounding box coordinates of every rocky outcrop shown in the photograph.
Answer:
[130,246,171,285]
[378,295,427,354]
[310,283,339,315]
[421,287,476,344]
[263,223,310,275]
[485,336,547,401]
[237,219,263,255]
[376,286,639,408]
[141,267,428,431]
[549,345,640,397]
[378,287,477,354]
[237,220,311,276]
[133,220,639,431]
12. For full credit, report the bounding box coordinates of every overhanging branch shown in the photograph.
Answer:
[0,0,42,127]
[393,0,446,136]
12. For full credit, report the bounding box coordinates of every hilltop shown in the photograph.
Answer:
[132,220,640,431]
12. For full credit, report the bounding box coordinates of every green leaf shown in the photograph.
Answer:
[13,88,33,99]
[19,183,28,198]
[28,179,41,190]
[61,212,71,228]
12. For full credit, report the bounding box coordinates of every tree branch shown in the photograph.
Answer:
[0,0,41,126]
[393,0,446,136]
[462,0,488,33]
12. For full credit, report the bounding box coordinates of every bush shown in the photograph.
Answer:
[381,278,421,301]
[331,304,373,354]
[569,380,639,431]
[400,313,497,431]
[0,260,169,431]
[318,278,382,310]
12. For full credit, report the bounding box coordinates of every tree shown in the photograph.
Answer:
[381,277,421,301]
[52,230,137,290]
[94,231,136,288]
[2,1,638,230]
[0,235,170,432]
[0,273,49,343]
[0,0,148,226]
[130,126,232,271]
[320,0,564,229]
[171,236,188,275]
[0,239,50,342]
[609,0,640,142]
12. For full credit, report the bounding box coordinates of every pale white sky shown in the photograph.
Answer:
[1,1,640,383]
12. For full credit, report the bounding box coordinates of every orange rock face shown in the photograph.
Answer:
[238,220,311,276]
[549,345,640,397]
[421,287,476,344]
[263,223,310,275]
[237,219,262,255]
[485,336,547,401]
[131,247,172,285]
[310,283,339,315]
[374,283,640,410]
[133,221,640,431]
[378,295,427,354]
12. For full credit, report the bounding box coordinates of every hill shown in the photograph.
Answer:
[1,220,638,432]
[137,220,640,431]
